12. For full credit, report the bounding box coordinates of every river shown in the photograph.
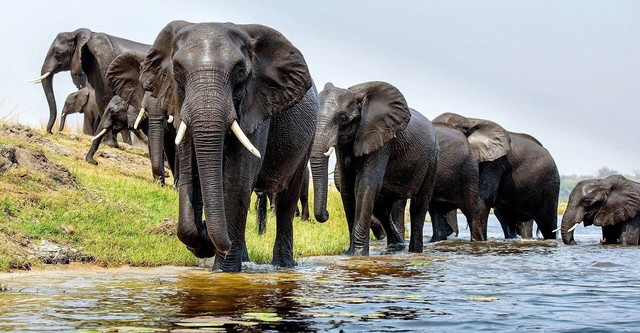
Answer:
[1,216,638,332]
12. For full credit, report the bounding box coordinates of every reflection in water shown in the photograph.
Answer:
[1,216,639,332]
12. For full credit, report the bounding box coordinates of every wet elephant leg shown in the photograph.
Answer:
[392,199,407,239]
[494,207,518,239]
[370,217,387,240]
[517,220,534,239]
[408,197,430,253]
[617,217,640,245]
[256,191,268,235]
[272,162,306,267]
[373,200,405,252]
[429,204,452,242]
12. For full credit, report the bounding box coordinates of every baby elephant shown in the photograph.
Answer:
[561,175,640,245]
[60,86,99,135]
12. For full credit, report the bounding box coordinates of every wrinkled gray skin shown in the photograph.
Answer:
[256,164,311,235]
[432,113,559,241]
[37,28,149,145]
[60,86,99,135]
[561,175,640,245]
[311,81,438,256]
[140,21,318,272]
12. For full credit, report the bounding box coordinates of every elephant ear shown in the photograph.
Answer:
[70,28,92,77]
[349,81,411,157]
[107,51,146,108]
[238,24,313,134]
[434,112,510,163]
[595,175,640,226]
[140,20,192,111]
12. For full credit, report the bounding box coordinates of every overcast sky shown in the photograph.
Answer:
[0,0,638,175]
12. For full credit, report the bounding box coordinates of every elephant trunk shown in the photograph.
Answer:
[310,155,330,222]
[561,203,583,245]
[41,75,57,134]
[192,122,232,254]
[310,115,336,223]
[147,113,167,184]
[184,78,234,254]
[59,112,68,132]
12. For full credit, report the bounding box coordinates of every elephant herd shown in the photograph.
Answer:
[30,22,640,271]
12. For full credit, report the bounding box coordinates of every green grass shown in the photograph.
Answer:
[0,123,350,271]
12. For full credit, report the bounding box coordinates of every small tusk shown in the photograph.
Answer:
[231,121,261,158]
[552,227,561,233]
[175,122,187,145]
[324,146,335,157]
[133,107,146,130]
[26,71,51,83]
[92,128,107,142]
[568,223,581,232]
[167,115,174,123]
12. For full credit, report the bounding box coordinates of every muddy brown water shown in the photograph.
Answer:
[1,216,638,332]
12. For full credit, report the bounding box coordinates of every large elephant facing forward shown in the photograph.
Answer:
[561,175,640,245]
[30,28,149,146]
[433,113,559,241]
[310,82,438,256]
[140,21,318,272]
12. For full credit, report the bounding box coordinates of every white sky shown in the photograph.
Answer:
[0,0,638,175]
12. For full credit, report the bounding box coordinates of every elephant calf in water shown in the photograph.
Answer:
[561,175,640,245]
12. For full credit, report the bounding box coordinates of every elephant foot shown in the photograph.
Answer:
[271,257,297,268]
[383,242,405,254]
[429,235,447,243]
[345,245,369,256]
[408,245,424,254]
[85,156,98,165]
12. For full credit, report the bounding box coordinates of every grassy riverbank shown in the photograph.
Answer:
[0,123,348,272]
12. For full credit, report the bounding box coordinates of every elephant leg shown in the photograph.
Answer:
[299,171,310,221]
[408,196,430,253]
[256,191,268,235]
[339,167,357,253]
[85,136,101,165]
[102,129,120,149]
[494,207,518,239]
[120,128,133,145]
[349,153,390,256]
[271,162,306,267]
[429,203,453,242]
[370,217,387,240]
[373,200,405,252]
[618,217,640,245]
[601,225,621,244]
[517,220,534,239]
[533,202,559,240]
[392,199,407,239]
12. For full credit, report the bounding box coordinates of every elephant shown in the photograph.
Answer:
[561,175,640,245]
[256,164,311,235]
[139,21,318,271]
[432,113,559,241]
[30,28,149,146]
[86,51,176,181]
[310,81,438,256]
[59,86,99,135]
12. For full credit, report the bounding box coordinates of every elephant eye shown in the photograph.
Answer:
[338,113,349,124]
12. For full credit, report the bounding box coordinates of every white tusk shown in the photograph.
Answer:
[175,122,187,146]
[26,72,51,83]
[552,227,561,233]
[167,115,174,123]
[92,129,107,142]
[231,121,261,158]
[133,107,146,130]
[568,222,581,232]
[324,146,335,157]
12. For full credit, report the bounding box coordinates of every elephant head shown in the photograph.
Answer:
[432,112,511,163]
[29,29,93,134]
[310,81,411,222]
[60,86,95,132]
[139,21,312,256]
[561,175,640,245]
